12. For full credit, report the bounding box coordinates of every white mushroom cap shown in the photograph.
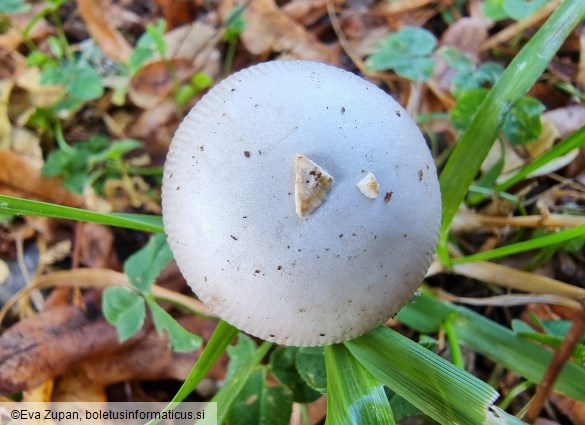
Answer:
[162,60,441,347]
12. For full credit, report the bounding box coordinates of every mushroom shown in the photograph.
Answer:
[162,60,441,347]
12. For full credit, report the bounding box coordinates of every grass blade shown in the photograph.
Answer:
[495,125,585,192]
[398,293,585,401]
[213,341,273,424]
[0,194,163,233]
[325,344,395,425]
[453,307,585,401]
[345,326,500,424]
[146,320,239,425]
[452,224,585,264]
[438,0,585,259]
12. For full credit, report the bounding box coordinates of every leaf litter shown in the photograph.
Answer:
[0,0,585,422]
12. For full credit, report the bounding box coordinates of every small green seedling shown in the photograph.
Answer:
[366,26,437,81]
[103,233,202,352]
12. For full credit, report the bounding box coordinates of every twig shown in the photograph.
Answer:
[524,301,585,423]
[0,268,213,325]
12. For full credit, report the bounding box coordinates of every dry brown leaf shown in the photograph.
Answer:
[52,366,107,402]
[154,0,199,30]
[282,0,328,26]
[0,150,83,207]
[0,48,27,80]
[544,106,585,139]
[452,261,585,300]
[375,0,437,15]
[0,304,142,394]
[577,26,585,91]
[164,21,221,74]
[440,17,490,57]
[0,6,53,51]
[129,59,194,109]
[226,0,339,62]
[481,117,563,184]
[534,419,561,425]
[79,327,198,385]
[551,393,585,425]
[77,223,116,269]
[129,99,178,160]
[14,67,63,109]
[0,259,8,285]
[76,0,133,63]
[0,79,13,149]
[22,381,54,402]
[165,22,216,60]
[10,127,43,167]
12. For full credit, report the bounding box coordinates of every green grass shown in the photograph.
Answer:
[3,0,585,423]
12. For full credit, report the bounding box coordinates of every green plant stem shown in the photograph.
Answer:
[173,320,239,403]
[497,381,534,411]
[50,6,74,63]
[452,223,585,264]
[555,81,585,101]
[146,321,239,425]
[213,340,273,424]
[223,40,237,76]
[443,315,464,369]
[54,121,76,155]
[437,0,585,263]
[0,194,164,233]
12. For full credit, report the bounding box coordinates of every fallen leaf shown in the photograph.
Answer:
[77,0,133,63]
[22,381,54,402]
[129,58,194,109]
[543,105,585,139]
[0,5,53,51]
[77,222,116,269]
[0,48,27,80]
[282,0,328,26]
[481,117,564,184]
[10,127,43,167]
[14,67,63,109]
[0,303,143,394]
[0,150,83,207]
[52,366,107,402]
[0,79,13,149]
[223,0,339,62]
[550,393,585,425]
[129,99,179,161]
[577,27,585,91]
[164,21,221,72]
[534,418,561,425]
[154,0,198,30]
[440,17,489,57]
[79,326,198,385]
[0,259,8,286]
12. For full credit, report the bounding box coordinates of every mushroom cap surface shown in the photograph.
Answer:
[162,60,441,346]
